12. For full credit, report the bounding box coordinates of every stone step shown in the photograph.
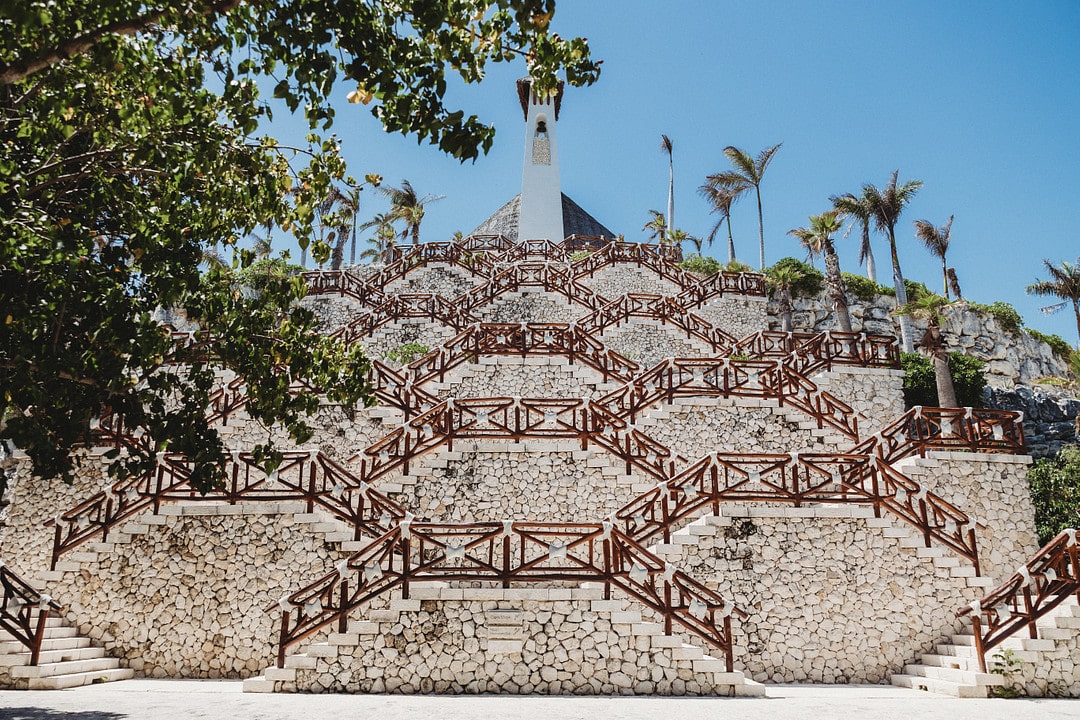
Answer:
[889,673,988,698]
[919,652,983,672]
[0,645,106,668]
[242,675,276,693]
[12,656,124,679]
[902,663,1004,687]
[0,636,89,655]
[27,666,134,690]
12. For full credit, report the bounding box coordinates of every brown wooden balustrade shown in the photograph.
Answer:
[610,450,982,569]
[268,520,744,670]
[0,564,62,666]
[405,323,640,386]
[596,357,860,440]
[731,331,901,375]
[46,451,408,568]
[957,529,1080,672]
[852,406,1026,464]
[578,294,738,353]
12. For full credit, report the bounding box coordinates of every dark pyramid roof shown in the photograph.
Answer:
[470,194,616,242]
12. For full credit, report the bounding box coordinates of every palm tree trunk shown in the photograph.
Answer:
[1073,298,1080,350]
[779,289,793,332]
[755,185,765,270]
[928,325,958,407]
[411,222,419,247]
[823,245,853,333]
[887,227,914,352]
[666,158,675,241]
[726,220,736,264]
[941,257,949,299]
[862,223,877,282]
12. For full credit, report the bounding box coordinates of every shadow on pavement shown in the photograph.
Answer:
[0,708,125,720]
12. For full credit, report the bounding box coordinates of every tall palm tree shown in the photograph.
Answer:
[913,215,954,299]
[766,264,805,333]
[896,294,958,407]
[661,134,674,241]
[1027,259,1080,348]
[668,228,702,254]
[830,190,878,282]
[642,210,668,244]
[379,179,443,246]
[862,170,923,352]
[703,143,782,270]
[788,211,852,332]
[699,184,740,264]
[358,212,397,263]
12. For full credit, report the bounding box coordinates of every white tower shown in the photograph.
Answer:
[517,77,564,242]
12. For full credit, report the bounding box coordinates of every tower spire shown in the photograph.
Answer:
[517,77,565,243]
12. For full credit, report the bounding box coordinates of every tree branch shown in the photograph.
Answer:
[0,0,243,85]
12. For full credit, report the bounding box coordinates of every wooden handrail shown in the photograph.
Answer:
[268,520,744,670]
[957,529,1080,672]
[45,451,408,567]
[0,564,62,666]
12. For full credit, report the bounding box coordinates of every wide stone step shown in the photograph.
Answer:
[0,636,89,654]
[0,645,105,667]
[27,666,134,690]
[902,663,1003,687]
[890,673,988,698]
[12,656,124,679]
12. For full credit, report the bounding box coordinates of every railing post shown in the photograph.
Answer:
[277,610,289,668]
[30,606,48,666]
[50,524,61,571]
[724,614,734,673]
[970,614,987,674]
[338,578,349,634]
[503,534,511,589]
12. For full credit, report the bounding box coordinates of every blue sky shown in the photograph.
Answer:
[271,1,1080,343]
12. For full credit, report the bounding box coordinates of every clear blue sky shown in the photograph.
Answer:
[270,1,1080,343]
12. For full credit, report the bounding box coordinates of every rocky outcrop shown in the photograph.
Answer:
[772,294,1070,388]
[983,386,1080,459]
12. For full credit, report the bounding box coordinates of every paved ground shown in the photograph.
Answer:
[0,680,1078,720]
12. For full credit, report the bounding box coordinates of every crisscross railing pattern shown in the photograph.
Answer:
[852,406,1026,463]
[732,331,900,375]
[269,520,744,669]
[958,529,1080,672]
[0,564,62,666]
[578,294,738,353]
[46,451,408,569]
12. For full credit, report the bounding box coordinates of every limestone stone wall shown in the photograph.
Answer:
[894,451,1038,583]
[599,323,714,369]
[278,587,754,695]
[695,296,769,343]
[669,506,980,684]
[381,264,476,298]
[1009,609,1080,697]
[365,321,459,361]
[478,292,583,324]
[48,504,352,679]
[216,404,390,464]
[984,386,1079,459]
[392,444,629,522]
[301,295,366,333]
[428,357,608,401]
[812,367,906,435]
[642,398,852,457]
[576,265,683,300]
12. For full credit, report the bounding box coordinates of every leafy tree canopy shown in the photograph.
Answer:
[900,352,986,409]
[1027,444,1080,544]
[0,1,599,491]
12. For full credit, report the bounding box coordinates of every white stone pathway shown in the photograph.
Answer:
[0,680,1077,720]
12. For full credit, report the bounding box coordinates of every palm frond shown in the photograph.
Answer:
[660,134,673,156]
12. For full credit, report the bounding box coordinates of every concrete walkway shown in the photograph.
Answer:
[0,680,1078,720]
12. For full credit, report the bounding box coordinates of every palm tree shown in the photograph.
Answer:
[830,190,878,282]
[699,184,740,264]
[669,228,702,254]
[766,264,805,332]
[896,294,958,407]
[913,215,954,299]
[703,143,782,270]
[379,179,443,246]
[1027,259,1080,348]
[358,212,397,263]
[788,211,852,332]
[661,134,674,241]
[642,210,668,244]
[862,170,923,352]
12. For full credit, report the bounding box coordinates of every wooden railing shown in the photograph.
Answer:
[595,357,860,440]
[578,294,738,354]
[0,564,62,666]
[852,406,1026,464]
[958,529,1080,672]
[268,520,744,669]
[731,331,901,375]
[46,451,408,568]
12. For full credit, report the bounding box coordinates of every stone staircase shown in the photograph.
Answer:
[244,583,765,696]
[892,597,1080,697]
[0,613,133,689]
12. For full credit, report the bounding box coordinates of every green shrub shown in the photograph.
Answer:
[679,254,722,276]
[769,257,823,298]
[876,278,930,302]
[1027,328,1074,359]
[900,352,987,408]
[725,259,753,273]
[841,272,890,302]
[969,301,1023,334]
[383,343,430,365]
[1027,444,1080,544]
[569,250,593,262]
